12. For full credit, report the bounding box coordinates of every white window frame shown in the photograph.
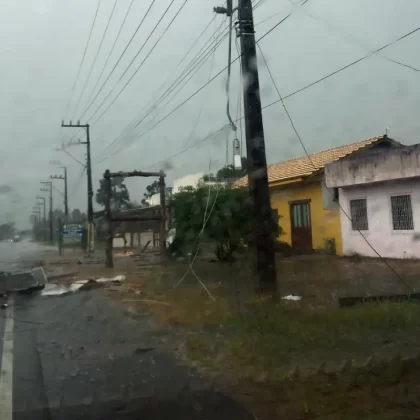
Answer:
[389,192,414,233]
[348,196,369,232]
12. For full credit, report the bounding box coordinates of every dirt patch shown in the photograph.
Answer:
[78,255,420,418]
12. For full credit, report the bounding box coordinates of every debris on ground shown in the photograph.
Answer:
[114,251,134,257]
[0,266,47,293]
[282,295,302,301]
[41,275,126,296]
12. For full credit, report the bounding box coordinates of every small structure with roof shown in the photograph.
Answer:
[235,134,402,255]
[325,142,420,259]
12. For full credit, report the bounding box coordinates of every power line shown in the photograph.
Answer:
[63,149,85,168]
[132,13,290,132]
[81,0,138,119]
[52,184,64,197]
[290,4,420,73]
[135,30,230,129]
[182,18,220,149]
[95,17,229,160]
[129,0,263,136]
[87,0,179,122]
[262,25,420,109]
[235,37,244,156]
[96,18,419,168]
[139,19,230,117]
[143,25,420,170]
[95,31,231,163]
[80,0,157,120]
[95,0,263,161]
[64,0,102,120]
[256,41,413,294]
[95,11,292,163]
[256,12,292,43]
[73,0,118,118]
[68,167,86,199]
[98,15,293,160]
[88,0,190,124]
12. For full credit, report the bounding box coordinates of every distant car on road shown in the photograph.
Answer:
[13,235,21,243]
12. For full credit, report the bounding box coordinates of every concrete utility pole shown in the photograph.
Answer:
[32,206,41,239]
[32,207,41,222]
[36,196,47,242]
[40,181,53,244]
[216,0,277,293]
[61,121,94,253]
[51,166,68,220]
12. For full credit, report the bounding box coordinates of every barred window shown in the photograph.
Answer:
[350,198,368,230]
[391,195,414,230]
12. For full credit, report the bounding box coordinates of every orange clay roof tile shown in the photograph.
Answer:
[235,135,386,187]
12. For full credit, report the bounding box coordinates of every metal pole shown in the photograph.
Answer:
[50,182,53,244]
[41,182,53,244]
[159,171,167,255]
[36,196,47,242]
[86,124,94,254]
[61,121,94,253]
[64,167,69,219]
[104,170,113,268]
[238,0,277,293]
[58,218,62,256]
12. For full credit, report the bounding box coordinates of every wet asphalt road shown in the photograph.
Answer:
[0,242,253,419]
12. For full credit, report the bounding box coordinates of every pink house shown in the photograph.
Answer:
[325,142,420,259]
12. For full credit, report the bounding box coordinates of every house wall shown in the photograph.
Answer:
[270,180,343,255]
[325,144,420,188]
[146,193,160,206]
[338,178,420,259]
[173,172,204,194]
[113,231,155,249]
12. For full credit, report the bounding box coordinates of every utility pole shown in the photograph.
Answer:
[61,121,94,253]
[32,206,41,239]
[215,0,277,293]
[40,181,53,244]
[32,207,41,222]
[51,166,68,220]
[36,196,47,242]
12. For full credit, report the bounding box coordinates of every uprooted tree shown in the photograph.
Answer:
[169,183,282,261]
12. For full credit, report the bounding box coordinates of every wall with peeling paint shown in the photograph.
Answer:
[271,180,343,255]
[338,178,420,259]
[325,144,420,188]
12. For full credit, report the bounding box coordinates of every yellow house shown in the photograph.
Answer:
[235,135,401,255]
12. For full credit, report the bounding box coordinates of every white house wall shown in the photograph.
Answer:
[146,193,160,206]
[339,178,420,259]
[173,172,204,194]
[325,144,420,188]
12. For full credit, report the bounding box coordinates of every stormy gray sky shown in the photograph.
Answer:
[1,0,419,227]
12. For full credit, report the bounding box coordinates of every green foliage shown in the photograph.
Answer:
[203,157,248,181]
[96,177,130,210]
[169,184,281,261]
[141,181,172,207]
